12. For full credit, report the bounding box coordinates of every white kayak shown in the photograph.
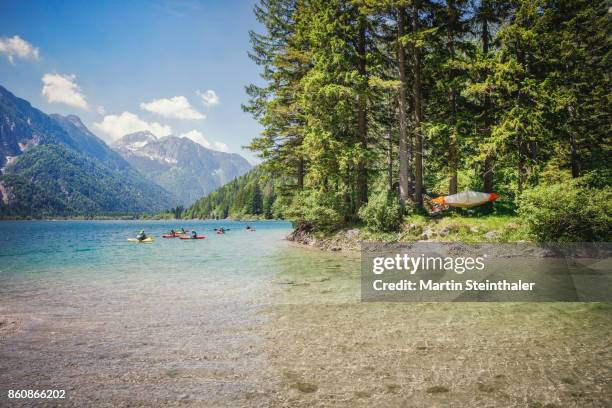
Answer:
[432,191,499,208]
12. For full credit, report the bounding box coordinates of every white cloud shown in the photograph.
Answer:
[140,96,204,120]
[196,89,220,107]
[41,73,88,109]
[0,35,40,64]
[94,111,172,140]
[180,130,229,152]
[213,141,228,152]
[96,105,106,115]
[180,130,211,148]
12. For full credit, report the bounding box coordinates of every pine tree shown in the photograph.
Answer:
[241,0,611,230]
[245,0,308,189]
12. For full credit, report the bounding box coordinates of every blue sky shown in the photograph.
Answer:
[0,0,264,162]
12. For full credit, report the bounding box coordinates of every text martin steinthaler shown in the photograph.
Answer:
[370,254,535,291]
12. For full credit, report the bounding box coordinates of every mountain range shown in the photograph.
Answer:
[113,132,251,206]
[0,85,251,217]
[0,85,179,216]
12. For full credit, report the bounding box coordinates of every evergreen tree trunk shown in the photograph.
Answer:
[517,136,526,194]
[411,0,424,208]
[355,16,368,211]
[481,3,489,52]
[447,0,458,195]
[568,106,580,178]
[483,155,493,192]
[570,134,580,178]
[397,7,412,204]
[387,132,393,191]
[343,167,352,221]
[481,5,494,195]
[449,141,458,194]
[297,155,304,189]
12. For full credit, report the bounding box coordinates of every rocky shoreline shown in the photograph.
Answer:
[286,216,530,251]
[286,227,362,252]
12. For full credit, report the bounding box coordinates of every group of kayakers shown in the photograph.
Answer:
[132,224,255,242]
[166,228,194,238]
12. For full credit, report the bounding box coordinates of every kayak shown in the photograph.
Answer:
[163,230,189,238]
[127,237,155,243]
[432,191,499,208]
[180,236,206,240]
[216,231,225,235]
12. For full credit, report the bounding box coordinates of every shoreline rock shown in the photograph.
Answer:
[286,225,361,252]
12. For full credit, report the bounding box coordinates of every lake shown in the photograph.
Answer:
[0,220,609,407]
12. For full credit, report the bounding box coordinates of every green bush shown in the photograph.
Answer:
[519,177,611,242]
[284,190,344,231]
[358,190,402,232]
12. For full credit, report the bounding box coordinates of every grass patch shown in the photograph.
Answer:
[399,214,529,242]
[344,214,529,243]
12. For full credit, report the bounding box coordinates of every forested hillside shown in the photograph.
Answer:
[184,167,279,219]
[0,86,176,217]
[2,145,174,217]
[244,0,611,240]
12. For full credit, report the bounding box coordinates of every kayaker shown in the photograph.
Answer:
[170,229,176,237]
[136,230,147,241]
[218,227,225,234]
[181,227,188,234]
[191,230,197,239]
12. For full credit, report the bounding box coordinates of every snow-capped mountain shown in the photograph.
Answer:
[113,132,252,206]
[0,85,176,216]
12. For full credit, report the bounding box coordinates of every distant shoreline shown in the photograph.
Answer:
[0,216,286,222]
[0,216,148,221]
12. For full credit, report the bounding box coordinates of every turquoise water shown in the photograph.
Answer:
[0,221,609,407]
[0,220,290,278]
[0,220,360,406]
[0,220,359,304]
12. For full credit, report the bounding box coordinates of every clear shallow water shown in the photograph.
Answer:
[1,221,609,407]
[0,220,360,305]
[0,220,360,407]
